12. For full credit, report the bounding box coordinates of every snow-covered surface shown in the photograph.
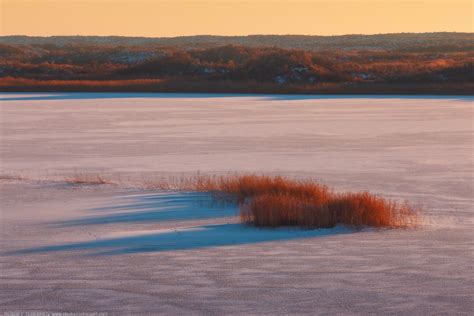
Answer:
[0,93,473,314]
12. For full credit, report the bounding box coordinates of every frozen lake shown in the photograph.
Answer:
[0,93,473,314]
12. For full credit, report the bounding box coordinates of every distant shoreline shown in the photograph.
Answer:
[1,80,473,96]
[2,33,472,95]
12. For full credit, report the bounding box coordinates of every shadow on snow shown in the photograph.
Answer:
[56,192,239,226]
[6,191,351,256]
[9,223,351,256]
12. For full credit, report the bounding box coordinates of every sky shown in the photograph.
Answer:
[1,0,472,37]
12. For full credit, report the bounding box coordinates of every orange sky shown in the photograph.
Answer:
[1,0,472,37]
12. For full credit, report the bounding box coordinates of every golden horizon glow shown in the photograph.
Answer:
[1,0,472,37]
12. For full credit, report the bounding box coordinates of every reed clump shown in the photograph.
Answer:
[194,174,419,229]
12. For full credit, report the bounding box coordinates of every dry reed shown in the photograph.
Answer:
[193,174,419,229]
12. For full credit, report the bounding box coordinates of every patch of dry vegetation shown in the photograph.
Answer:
[0,77,165,92]
[193,175,419,229]
[1,38,472,94]
[64,172,111,185]
[0,173,26,181]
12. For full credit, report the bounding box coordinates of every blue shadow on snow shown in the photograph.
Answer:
[56,192,239,226]
[8,223,351,256]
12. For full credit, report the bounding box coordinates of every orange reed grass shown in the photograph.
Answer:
[194,174,419,229]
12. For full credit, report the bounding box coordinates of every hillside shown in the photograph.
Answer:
[1,33,473,94]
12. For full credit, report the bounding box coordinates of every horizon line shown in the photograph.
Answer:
[2,31,473,39]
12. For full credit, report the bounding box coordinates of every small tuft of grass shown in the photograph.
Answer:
[0,173,26,181]
[64,172,111,185]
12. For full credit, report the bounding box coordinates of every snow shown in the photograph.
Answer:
[0,93,473,314]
